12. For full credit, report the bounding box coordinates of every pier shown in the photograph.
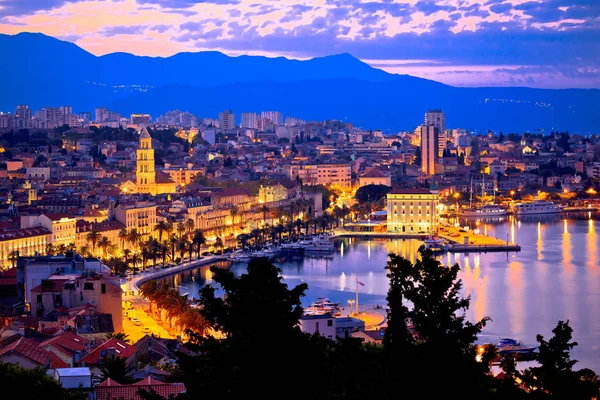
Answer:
[331,223,521,254]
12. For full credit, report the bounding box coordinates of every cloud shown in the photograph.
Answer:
[0,0,80,17]
[99,25,147,37]
[136,0,239,7]
[489,3,512,15]
[414,0,457,16]
[149,24,171,33]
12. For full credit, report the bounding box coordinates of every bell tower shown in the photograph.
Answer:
[136,127,156,192]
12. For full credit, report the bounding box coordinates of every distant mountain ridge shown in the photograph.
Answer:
[1,32,599,133]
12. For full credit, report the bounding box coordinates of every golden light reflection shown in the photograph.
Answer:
[340,241,344,258]
[586,218,599,334]
[507,261,524,337]
[204,267,213,284]
[510,220,516,244]
[537,221,543,261]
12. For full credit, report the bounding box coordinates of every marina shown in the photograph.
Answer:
[165,214,600,371]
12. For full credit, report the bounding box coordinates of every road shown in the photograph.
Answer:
[120,255,227,340]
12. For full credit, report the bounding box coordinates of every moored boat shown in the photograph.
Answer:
[513,200,563,215]
[459,204,508,217]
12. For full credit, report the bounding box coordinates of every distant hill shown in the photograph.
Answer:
[1,32,599,133]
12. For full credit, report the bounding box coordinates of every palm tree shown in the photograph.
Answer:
[176,222,185,239]
[154,220,168,242]
[294,218,303,235]
[127,229,141,251]
[45,243,55,256]
[164,293,189,328]
[66,242,76,251]
[98,355,136,384]
[159,241,169,268]
[140,244,151,272]
[118,228,128,250]
[107,257,123,275]
[186,240,195,265]
[177,238,188,263]
[165,221,174,239]
[185,218,195,235]
[7,250,19,268]
[237,233,250,250]
[86,230,101,257]
[192,230,206,258]
[168,235,178,263]
[214,236,224,255]
[105,332,130,343]
[178,307,209,337]
[250,228,262,247]
[56,243,67,255]
[122,248,132,267]
[97,236,111,259]
[78,245,91,258]
[130,253,140,274]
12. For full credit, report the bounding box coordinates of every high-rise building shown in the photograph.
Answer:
[15,104,32,128]
[95,107,121,123]
[78,112,92,123]
[59,105,72,116]
[218,110,236,130]
[261,111,283,125]
[241,112,259,129]
[130,114,152,125]
[34,107,62,129]
[425,109,445,157]
[420,124,439,176]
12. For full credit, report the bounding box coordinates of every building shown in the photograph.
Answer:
[203,129,216,145]
[425,109,446,156]
[20,214,77,247]
[95,376,186,400]
[78,338,137,375]
[261,111,283,125]
[358,169,392,187]
[218,109,236,130]
[95,107,121,123]
[284,164,352,188]
[241,112,259,129]
[386,188,440,234]
[420,124,439,176]
[0,227,51,270]
[115,201,157,238]
[17,253,106,304]
[299,314,336,340]
[130,114,152,125]
[120,128,177,195]
[258,183,291,203]
[34,107,62,129]
[0,337,66,369]
[15,104,32,128]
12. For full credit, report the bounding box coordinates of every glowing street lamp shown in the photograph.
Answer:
[453,193,460,210]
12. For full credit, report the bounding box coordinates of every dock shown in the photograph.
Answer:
[447,244,521,253]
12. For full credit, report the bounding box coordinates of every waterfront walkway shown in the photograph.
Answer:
[123,255,228,294]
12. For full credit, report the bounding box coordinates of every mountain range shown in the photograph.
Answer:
[1,32,599,133]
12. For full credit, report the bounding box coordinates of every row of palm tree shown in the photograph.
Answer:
[235,211,342,250]
[138,280,209,337]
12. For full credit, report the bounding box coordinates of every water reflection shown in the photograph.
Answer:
[166,217,600,371]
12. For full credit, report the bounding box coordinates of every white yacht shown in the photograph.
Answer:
[513,200,563,215]
[459,204,508,217]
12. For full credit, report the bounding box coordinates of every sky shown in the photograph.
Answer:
[0,0,598,88]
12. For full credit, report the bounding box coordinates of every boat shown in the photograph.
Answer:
[459,204,508,217]
[301,237,335,252]
[496,337,537,356]
[513,200,563,215]
[304,297,341,316]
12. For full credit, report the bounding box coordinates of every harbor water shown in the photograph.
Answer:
[166,212,600,371]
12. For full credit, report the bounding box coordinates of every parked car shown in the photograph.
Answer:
[131,317,142,326]
[141,326,151,334]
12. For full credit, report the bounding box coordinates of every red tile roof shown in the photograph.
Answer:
[95,377,186,400]
[40,332,91,353]
[42,213,76,221]
[389,188,434,195]
[79,338,137,365]
[0,267,17,286]
[30,279,68,293]
[0,337,54,367]
[0,227,50,242]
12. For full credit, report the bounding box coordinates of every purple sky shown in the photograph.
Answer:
[0,0,598,88]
